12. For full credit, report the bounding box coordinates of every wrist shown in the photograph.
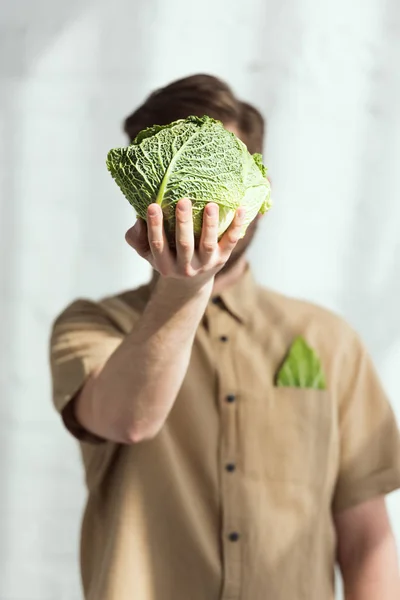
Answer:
[156,275,214,301]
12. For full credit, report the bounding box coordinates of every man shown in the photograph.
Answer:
[50,74,400,600]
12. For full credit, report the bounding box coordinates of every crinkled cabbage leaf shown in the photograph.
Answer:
[106,115,271,243]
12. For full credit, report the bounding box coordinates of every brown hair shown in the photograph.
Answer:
[123,74,265,154]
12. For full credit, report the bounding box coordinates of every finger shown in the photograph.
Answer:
[175,199,194,270]
[199,203,219,262]
[218,207,246,256]
[147,204,173,273]
[125,219,151,260]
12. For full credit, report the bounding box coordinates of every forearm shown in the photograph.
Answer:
[342,533,399,600]
[79,277,212,443]
[75,198,244,443]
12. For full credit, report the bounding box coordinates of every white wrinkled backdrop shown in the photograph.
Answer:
[1,0,399,598]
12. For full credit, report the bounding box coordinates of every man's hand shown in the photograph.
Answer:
[334,496,400,599]
[125,198,245,289]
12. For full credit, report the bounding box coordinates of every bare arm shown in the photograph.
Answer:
[334,496,400,599]
[74,199,245,444]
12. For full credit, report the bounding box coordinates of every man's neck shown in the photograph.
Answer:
[213,256,247,296]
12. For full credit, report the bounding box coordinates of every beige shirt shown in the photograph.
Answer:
[50,269,400,600]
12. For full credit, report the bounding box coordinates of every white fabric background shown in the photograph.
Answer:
[1,0,399,598]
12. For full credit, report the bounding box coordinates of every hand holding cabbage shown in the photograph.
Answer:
[106,115,271,246]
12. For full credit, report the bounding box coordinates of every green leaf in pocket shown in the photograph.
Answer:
[276,336,326,389]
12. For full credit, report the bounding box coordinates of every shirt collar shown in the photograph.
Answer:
[213,265,257,325]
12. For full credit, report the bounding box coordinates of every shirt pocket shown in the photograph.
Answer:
[239,387,334,487]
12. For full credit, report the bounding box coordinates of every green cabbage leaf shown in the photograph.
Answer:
[106,115,271,242]
[276,336,326,390]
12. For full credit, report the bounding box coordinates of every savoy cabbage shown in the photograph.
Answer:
[106,115,271,243]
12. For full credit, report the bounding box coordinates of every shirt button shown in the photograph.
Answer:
[220,335,228,342]
[228,532,240,542]
[226,394,236,403]
[225,463,236,472]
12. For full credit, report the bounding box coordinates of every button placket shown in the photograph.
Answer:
[212,311,242,600]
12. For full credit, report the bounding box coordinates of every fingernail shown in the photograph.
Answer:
[237,208,246,220]
[178,199,190,212]
[206,203,218,216]
[148,204,158,216]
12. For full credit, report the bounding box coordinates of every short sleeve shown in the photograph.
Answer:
[49,299,125,443]
[333,331,400,512]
